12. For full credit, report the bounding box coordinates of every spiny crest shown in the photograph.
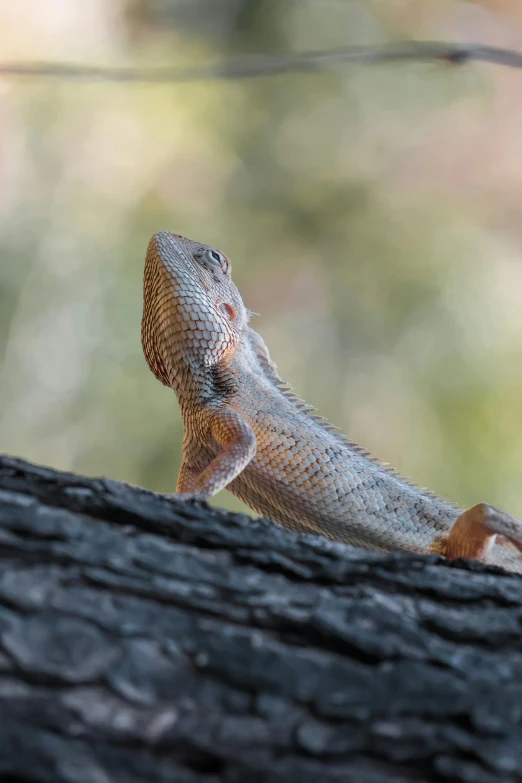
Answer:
[246,327,456,503]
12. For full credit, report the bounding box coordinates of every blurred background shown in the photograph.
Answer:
[1,0,522,519]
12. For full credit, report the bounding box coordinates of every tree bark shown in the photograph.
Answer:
[0,455,521,783]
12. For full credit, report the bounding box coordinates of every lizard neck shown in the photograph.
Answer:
[173,354,240,420]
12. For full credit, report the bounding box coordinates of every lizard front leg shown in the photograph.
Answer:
[445,502,522,561]
[174,406,256,502]
[175,461,200,494]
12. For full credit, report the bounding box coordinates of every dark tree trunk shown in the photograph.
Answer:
[0,455,521,783]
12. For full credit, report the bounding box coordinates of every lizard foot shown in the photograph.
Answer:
[445,502,522,561]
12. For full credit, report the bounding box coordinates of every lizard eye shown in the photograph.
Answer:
[205,248,229,274]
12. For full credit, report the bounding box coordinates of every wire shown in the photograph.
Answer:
[1,41,521,85]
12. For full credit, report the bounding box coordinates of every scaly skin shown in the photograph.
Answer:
[142,232,522,573]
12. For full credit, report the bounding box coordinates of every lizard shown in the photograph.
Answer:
[141,231,522,574]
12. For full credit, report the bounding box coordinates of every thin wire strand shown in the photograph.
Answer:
[1,41,522,84]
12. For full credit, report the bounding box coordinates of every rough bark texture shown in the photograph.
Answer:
[0,455,522,783]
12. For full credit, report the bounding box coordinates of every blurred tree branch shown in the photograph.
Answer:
[2,41,522,84]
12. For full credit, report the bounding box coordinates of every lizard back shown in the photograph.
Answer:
[226,331,458,554]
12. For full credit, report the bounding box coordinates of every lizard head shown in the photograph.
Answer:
[142,232,249,389]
